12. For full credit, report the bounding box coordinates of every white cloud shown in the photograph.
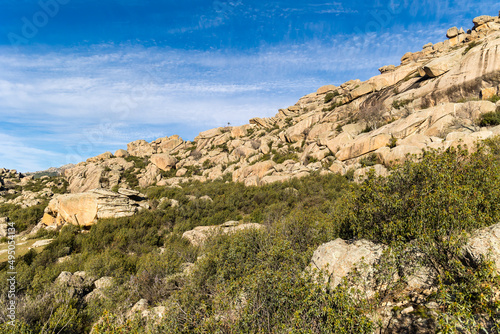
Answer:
[0,133,66,172]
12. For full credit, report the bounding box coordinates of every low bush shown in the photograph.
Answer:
[5,141,500,332]
[392,99,411,110]
[335,144,500,331]
[0,202,47,232]
[462,41,481,55]
[272,151,298,164]
[359,154,378,167]
[324,91,339,103]
[479,110,500,126]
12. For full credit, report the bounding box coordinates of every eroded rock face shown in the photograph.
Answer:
[64,158,134,193]
[42,188,146,227]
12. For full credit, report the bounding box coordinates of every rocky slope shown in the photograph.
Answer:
[62,14,500,193]
[3,14,500,228]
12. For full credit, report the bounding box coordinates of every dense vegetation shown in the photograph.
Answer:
[1,141,500,333]
[0,202,47,233]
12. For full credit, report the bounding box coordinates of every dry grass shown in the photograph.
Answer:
[0,237,52,262]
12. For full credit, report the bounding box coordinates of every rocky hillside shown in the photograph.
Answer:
[2,14,500,334]
[63,13,500,192]
[2,14,500,229]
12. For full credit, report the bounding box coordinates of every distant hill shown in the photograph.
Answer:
[27,164,75,179]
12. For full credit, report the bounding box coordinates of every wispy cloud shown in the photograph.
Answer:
[0,133,65,172]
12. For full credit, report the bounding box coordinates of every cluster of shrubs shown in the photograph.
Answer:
[2,139,500,332]
[0,202,47,233]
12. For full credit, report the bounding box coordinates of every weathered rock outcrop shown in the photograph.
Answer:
[150,154,178,171]
[41,188,147,227]
[309,239,386,291]
[64,158,134,193]
[182,221,264,246]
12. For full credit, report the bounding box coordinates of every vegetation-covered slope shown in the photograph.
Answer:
[2,141,500,333]
[3,13,500,334]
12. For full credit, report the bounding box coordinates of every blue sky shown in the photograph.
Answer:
[0,0,499,172]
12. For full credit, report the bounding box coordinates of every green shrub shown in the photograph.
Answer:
[392,99,411,110]
[0,202,47,232]
[324,92,335,103]
[462,41,481,55]
[51,179,69,194]
[121,167,139,188]
[479,110,500,126]
[337,146,500,244]
[488,94,500,103]
[387,136,398,148]
[272,152,298,164]
[322,101,344,112]
[124,156,149,169]
[359,154,378,167]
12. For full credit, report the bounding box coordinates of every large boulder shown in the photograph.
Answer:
[55,271,95,296]
[153,135,184,153]
[446,27,459,38]
[43,193,99,226]
[325,132,354,153]
[317,85,337,95]
[42,189,145,227]
[232,161,276,184]
[85,276,114,302]
[231,124,254,138]
[127,299,149,318]
[284,114,322,143]
[182,221,264,246]
[309,239,386,291]
[336,134,392,161]
[348,82,373,100]
[465,223,500,271]
[481,87,498,100]
[114,149,129,158]
[353,164,389,183]
[473,15,496,28]
[382,145,423,167]
[86,152,113,163]
[150,154,178,171]
[195,128,222,140]
[378,65,396,73]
